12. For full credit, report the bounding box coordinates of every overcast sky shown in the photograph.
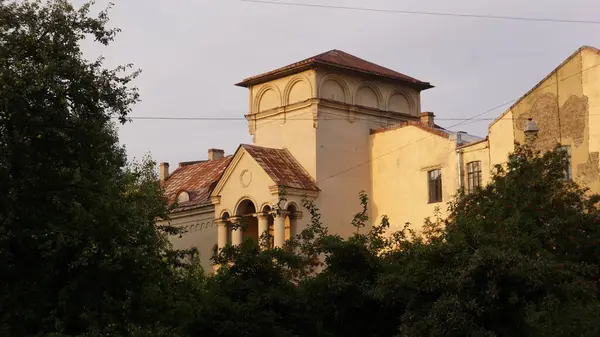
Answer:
[76,0,600,166]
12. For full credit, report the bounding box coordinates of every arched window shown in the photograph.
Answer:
[177,191,190,203]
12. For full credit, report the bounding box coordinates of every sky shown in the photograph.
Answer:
[75,0,600,166]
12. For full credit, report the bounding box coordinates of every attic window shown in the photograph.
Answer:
[177,191,190,203]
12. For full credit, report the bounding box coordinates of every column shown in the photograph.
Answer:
[274,211,287,248]
[257,214,269,249]
[231,217,243,246]
[217,219,228,249]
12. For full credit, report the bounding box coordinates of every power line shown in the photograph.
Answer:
[122,61,600,125]
[124,116,508,122]
[315,107,508,185]
[314,62,600,184]
[240,0,600,25]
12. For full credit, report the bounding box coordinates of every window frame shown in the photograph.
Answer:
[466,161,482,194]
[427,169,443,203]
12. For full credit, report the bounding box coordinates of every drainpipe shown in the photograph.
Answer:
[456,132,466,191]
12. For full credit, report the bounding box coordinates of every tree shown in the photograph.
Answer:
[196,145,600,337]
[380,145,600,336]
[0,1,183,335]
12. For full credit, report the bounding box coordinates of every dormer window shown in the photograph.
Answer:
[177,191,190,203]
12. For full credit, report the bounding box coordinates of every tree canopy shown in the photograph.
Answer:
[1,1,599,336]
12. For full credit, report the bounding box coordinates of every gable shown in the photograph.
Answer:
[211,144,319,200]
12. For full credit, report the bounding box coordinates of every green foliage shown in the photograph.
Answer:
[2,1,599,336]
[0,1,188,336]
[199,145,600,337]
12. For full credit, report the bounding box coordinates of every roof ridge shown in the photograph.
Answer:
[236,49,432,89]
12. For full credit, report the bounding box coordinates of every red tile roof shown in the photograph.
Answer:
[241,144,319,191]
[236,49,432,89]
[162,156,232,212]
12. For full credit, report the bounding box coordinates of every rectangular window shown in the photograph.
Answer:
[428,169,442,203]
[466,161,482,194]
[559,145,572,180]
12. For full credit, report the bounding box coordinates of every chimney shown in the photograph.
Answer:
[159,162,170,181]
[456,131,467,146]
[420,112,435,127]
[208,148,224,161]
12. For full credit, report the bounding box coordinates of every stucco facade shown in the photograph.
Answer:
[159,46,600,272]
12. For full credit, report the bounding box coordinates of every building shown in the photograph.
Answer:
[159,46,600,271]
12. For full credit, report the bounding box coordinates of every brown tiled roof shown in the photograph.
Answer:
[162,156,232,212]
[242,144,319,191]
[236,49,432,89]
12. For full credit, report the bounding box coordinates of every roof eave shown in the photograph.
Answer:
[235,64,314,87]
[236,61,434,90]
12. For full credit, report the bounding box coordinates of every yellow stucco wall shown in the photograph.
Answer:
[488,48,600,193]
[370,126,459,233]
[581,48,600,193]
[159,208,217,272]
[313,69,423,237]
[316,69,422,116]
[213,150,278,217]
[250,70,317,113]
[248,70,318,178]
[166,47,600,272]
[252,106,317,178]
[488,110,515,169]
[245,67,425,238]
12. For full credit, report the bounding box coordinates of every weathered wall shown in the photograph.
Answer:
[486,47,600,196]
[581,48,600,193]
[159,207,217,272]
[504,49,600,193]
[370,126,459,233]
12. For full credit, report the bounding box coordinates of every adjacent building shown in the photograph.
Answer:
[159,46,600,271]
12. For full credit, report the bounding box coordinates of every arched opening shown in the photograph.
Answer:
[286,203,298,241]
[221,212,232,245]
[236,199,258,243]
[262,205,276,249]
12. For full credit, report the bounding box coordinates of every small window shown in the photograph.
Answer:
[559,146,572,180]
[428,169,442,203]
[466,161,482,194]
[177,191,190,203]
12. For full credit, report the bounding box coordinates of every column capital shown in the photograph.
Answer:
[256,213,270,220]
[228,216,242,223]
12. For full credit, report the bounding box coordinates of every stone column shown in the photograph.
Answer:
[274,211,287,248]
[230,217,243,246]
[257,214,269,249]
[217,219,228,249]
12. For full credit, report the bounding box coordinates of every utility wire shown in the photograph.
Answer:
[314,61,600,184]
[122,61,600,124]
[240,0,600,25]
